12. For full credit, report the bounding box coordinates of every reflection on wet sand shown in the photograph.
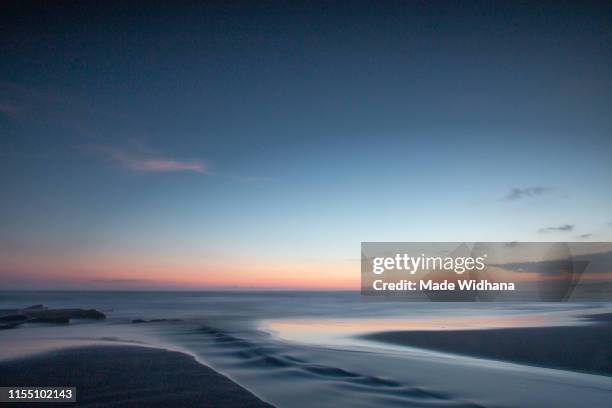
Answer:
[262,313,577,347]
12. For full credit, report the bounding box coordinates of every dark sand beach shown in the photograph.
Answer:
[0,346,272,407]
[362,313,612,376]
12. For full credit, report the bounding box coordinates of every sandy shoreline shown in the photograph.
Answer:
[361,313,612,376]
[0,345,272,407]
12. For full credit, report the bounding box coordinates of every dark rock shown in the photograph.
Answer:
[132,318,183,324]
[67,309,106,319]
[25,308,106,320]
[0,314,28,322]
[0,305,106,330]
[24,304,46,310]
[0,322,23,330]
[30,316,70,324]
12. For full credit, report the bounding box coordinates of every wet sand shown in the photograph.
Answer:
[0,346,272,407]
[361,313,612,376]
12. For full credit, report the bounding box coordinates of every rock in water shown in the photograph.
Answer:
[0,305,106,330]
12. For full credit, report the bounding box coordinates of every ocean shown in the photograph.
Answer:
[1,291,611,407]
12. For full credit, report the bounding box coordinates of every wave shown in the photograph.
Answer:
[180,324,487,408]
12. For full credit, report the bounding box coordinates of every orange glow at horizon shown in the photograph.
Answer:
[3,251,612,289]
[0,254,360,289]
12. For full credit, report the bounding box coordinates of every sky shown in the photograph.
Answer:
[1,1,611,289]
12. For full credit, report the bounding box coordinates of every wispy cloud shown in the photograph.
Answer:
[538,224,574,233]
[578,233,593,239]
[86,145,206,174]
[504,186,552,201]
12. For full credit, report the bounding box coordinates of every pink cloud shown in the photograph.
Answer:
[87,145,206,174]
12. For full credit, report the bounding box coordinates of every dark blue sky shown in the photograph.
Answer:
[1,1,611,288]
